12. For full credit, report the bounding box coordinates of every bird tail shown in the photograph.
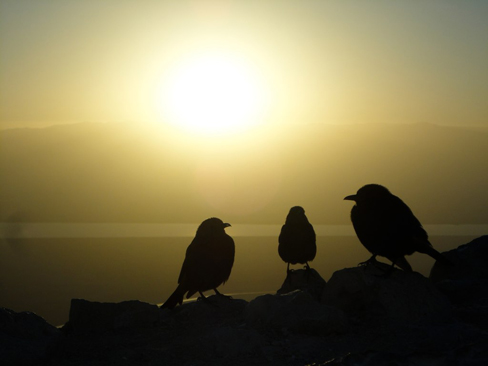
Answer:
[417,242,452,266]
[161,285,185,309]
[394,256,413,272]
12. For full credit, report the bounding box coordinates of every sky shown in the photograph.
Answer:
[1,0,487,325]
[1,0,487,130]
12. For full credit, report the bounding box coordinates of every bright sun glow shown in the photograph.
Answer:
[159,53,268,135]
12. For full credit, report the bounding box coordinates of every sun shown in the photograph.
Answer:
[158,53,268,135]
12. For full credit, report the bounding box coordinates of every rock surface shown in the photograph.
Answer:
[430,235,488,284]
[246,290,348,335]
[277,268,327,301]
[0,307,60,365]
[66,299,161,333]
[322,261,452,324]
[430,235,488,330]
[3,236,488,365]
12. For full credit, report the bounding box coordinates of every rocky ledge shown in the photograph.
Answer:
[2,236,488,366]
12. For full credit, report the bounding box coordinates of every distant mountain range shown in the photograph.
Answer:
[1,122,487,225]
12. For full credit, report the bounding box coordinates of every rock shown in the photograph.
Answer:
[430,236,488,329]
[65,299,160,332]
[246,290,348,335]
[0,307,60,365]
[277,268,327,300]
[162,295,249,334]
[161,297,268,364]
[430,235,488,283]
[321,262,451,324]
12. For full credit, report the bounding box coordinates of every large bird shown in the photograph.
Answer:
[161,218,235,309]
[344,184,448,272]
[278,206,317,273]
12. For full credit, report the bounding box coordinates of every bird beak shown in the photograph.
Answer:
[344,195,356,201]
[223,223,231,228]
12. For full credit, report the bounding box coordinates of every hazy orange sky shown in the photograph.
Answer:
[1,0,487,130]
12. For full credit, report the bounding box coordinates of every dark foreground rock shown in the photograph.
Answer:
[0,307,60,365]
[277,268,327,300]
[4,236,488,366]
[66,299,161,333]
[247,290,347,335]
[322,261,452,324]
[430,235,488,284]
[430,235,488,330]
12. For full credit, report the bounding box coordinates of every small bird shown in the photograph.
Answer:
[161,218,235,309]
[344,184,448,272]
[278,206,317,273]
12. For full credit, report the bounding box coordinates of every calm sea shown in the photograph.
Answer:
[1,223,486,326]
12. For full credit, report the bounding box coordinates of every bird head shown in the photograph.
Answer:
[344,184,391,204]
[197,217,231,236]
[285,206,308,224]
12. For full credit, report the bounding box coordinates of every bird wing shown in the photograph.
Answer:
[278,224,290,245]
[389,196,429,241]
[178,233,234,293]
[278,223,316,263]
[177,236,209,284]
[211,234,235,284]
[306,222,316,243]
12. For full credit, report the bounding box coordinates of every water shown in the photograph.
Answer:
[0,224,485,325]
[2,223,487,238]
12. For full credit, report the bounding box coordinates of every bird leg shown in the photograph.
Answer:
[304,262,312,281]
[376,257,413,278]
[197,291,208,302]
[196,291,219,307]
[358,255,377,267]
[284,263,295,284]
[213,288,232,300]
[359,255,395,277]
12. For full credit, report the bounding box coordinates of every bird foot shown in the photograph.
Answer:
[358,256,378,267]
[358,257,395,277]
[197,295,207,302]
[197,295,219,307]
[213,289,233,300]
[303,264,313,281]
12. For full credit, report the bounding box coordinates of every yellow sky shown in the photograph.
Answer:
[1,0,487,129]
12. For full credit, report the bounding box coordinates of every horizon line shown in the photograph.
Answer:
[1,223,487,239]
[2,120,488,132]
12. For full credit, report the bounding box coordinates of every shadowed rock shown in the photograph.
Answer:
[162,296,263,361]
[430,235,488,284]
[0,307,60,365]
[246,290,348,335]
[321,262,451,324]
[277,268,326,301]
[430,236,488,329]
[430,235,488,306]
[65,299,160,332]
[163,295,248,329]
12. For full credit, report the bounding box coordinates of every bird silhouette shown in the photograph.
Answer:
[161,218,235,309]
[344,184,448,272]
[278,206,317,273]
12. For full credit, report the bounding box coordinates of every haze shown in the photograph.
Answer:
[0,1,487,325]
[1,1,487,128]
